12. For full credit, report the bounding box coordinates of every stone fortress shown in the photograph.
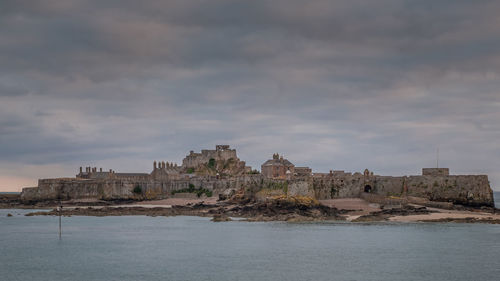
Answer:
[20,145,495,208]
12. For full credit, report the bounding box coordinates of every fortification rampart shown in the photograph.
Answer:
[19,145,495,208]
[311,172,494,207]
[21,171,494,207]
[371,174,493,207]
[21,175,266,202]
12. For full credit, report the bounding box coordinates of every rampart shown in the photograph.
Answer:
[19,146,495,208]
[311,171,494,207]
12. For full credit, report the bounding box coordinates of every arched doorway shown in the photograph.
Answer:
[364,185,372,193]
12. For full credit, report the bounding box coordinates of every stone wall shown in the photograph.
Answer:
[311,173,494,207]
[20,170,495,208]
[312,173,366,199]
[21,178,156,201]
[20,175,264,202]
[422,168,450,176]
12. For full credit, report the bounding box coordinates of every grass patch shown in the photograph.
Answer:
[208,158,216,168]
[171,184,213,198]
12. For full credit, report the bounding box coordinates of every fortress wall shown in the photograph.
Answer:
[406,175,493,207]
[312,174,366,199]
[288,180,314,197]
[21,173,494,208]
[371,175,494,207]
[21,178,161,201]
[371,176,405,196]
[167,175,263,195]
[21,175,265,202]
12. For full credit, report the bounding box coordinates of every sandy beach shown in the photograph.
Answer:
[389,207,500,222]
[14,196,498,224]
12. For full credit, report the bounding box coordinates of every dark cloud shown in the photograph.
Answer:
[1,0,500,190]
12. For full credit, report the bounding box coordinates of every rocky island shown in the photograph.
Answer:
[5,145,499,223]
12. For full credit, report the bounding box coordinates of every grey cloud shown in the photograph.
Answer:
[1,1,500,190]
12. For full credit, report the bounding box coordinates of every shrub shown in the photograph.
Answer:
[132,185,142,194]
[187,168,195,174]
[171,184,213,198]
[208,158,216,168]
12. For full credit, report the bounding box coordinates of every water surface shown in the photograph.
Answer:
[1,209,500,281]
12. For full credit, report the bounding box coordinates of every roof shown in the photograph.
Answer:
[114,173,150,177]
[90,172,111,179]
[261,158,294,167]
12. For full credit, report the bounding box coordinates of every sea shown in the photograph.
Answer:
[0,192,499,281]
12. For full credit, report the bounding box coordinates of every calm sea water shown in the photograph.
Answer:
[1,209,500,281]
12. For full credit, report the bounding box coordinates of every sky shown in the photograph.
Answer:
[1,0,500,192]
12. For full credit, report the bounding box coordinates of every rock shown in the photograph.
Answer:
[7,213,13,217]
[211,214,232,222]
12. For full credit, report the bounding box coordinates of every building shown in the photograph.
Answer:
[261,153,295,179]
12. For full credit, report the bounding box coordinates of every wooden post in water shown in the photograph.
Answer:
[58,198,62,239]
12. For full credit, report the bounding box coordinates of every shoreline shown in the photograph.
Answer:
[5,197,499,224]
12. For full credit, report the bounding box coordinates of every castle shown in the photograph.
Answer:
[20,145,495,207]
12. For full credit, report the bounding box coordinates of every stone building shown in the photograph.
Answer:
[261,153,295,179]
[294,167,312,177]
[181,145,251,175]
[151,161,182,181]
[77,166,150,180]
[182,145,238,168]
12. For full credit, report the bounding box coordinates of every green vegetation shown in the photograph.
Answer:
[171,184,213,197]
[330,185,337,198]
[247,169,260,174]
[187,168,195,174]
[266,181,288,190]
[208,158,216,168]
[132,185,142,194]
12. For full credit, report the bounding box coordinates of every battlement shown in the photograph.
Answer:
[422,168,449,176]
[216,145,231,151]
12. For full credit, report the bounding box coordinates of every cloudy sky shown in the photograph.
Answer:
[1,0,500,191]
